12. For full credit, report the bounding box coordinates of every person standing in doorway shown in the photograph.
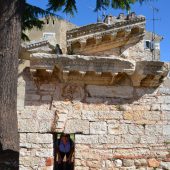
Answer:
[56,134,74,170]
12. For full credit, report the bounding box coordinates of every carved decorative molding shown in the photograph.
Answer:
[67,14,145,55]
[30,53,168,87]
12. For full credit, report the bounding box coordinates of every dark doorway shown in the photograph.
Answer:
[53,133,75,170]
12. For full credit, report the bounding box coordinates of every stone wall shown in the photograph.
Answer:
[121,38,160,61]
[17,61,170,170]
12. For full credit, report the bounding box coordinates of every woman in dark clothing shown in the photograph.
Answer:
[56,134,74,170]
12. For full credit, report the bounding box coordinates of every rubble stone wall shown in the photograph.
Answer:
[93,39,160,61]
[17,65,170,170]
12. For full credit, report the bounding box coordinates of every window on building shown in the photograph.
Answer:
[144,40,155,50]
[154,42,160,50]
[53,133,75,170]
[43,32,56,40]
[145,40,150,49]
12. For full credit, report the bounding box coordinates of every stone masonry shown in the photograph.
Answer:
[18,13,170,170]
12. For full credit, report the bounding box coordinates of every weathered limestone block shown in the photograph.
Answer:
[75,144,90,149]
[161,104,170,111]
[56,121,65,130]
[82,110,98,121]
[123,159,135,167]
[98,111,123,120]
[18,119,39,132]
[57,113,68,122]
[160,161,170,170]
[135,88,156,97]
[19,165,33,170]
[25,94,40,101]
[128,124,145,135]
[38,166,53,170]
[20,156,46,168]
[86,160,101,169]
[145,125,162,136]
[140,135,158,144]
[113,148,151,157]
[20,133,27,144]
[123,111,161,124]
[163,125,170,136]
[20,148,31,157]
[158,87,170,95]
[95,149,113,159]
[75,166,89,170]
[120,166,137,170]
[122,134,140,144]
[162,111,170,121]
[74,159,87,166]
[17,79,26,109]
[67,102,82,119]
[90,122,107,134]
[151,104,161,111]
[86,85,134,98]
[26,133,53,144]
[134,159,147,166]
[98,135,116,144]
[38,120,52,132]
[148,158,160,168]
[40,84,56,91]
[131,61,168,87]
[35,149,53,157]
[130,105,151,111]
[61,84,85,101]
[75,148,102,161]
[25,80,38,91]
[42,95,52,101]
[156,96,170,104]
[85,97,104,103]
[75,135,98,144]
[108,123,128,135]
[114,159,123,167]
[64,119,89,134]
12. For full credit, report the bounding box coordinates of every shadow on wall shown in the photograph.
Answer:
[21,67,158,107]
[0,143,19,170]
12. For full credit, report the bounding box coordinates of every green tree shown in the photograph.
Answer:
[0,0,150,169]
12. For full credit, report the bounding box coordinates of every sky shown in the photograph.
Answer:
[27,0,170,62]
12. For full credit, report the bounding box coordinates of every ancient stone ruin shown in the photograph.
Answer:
[18,13,170,170]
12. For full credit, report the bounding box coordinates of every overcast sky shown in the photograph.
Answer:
[28,0,170,62]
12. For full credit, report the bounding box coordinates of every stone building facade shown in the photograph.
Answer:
[67,13,162,61]
[18,13,170,170]
[24,17,77,54]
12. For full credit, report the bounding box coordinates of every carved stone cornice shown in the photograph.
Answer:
[67,15,145,55]
[22,40,49,50]
[20,40,55,60]
[67,16,145,40]
[30,53,169,87]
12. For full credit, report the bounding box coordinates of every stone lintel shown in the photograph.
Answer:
[30,53,169,87]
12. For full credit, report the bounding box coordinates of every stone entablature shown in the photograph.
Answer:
[29,53,168,87]
[67,15,145,40]
[67,13,145,56]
